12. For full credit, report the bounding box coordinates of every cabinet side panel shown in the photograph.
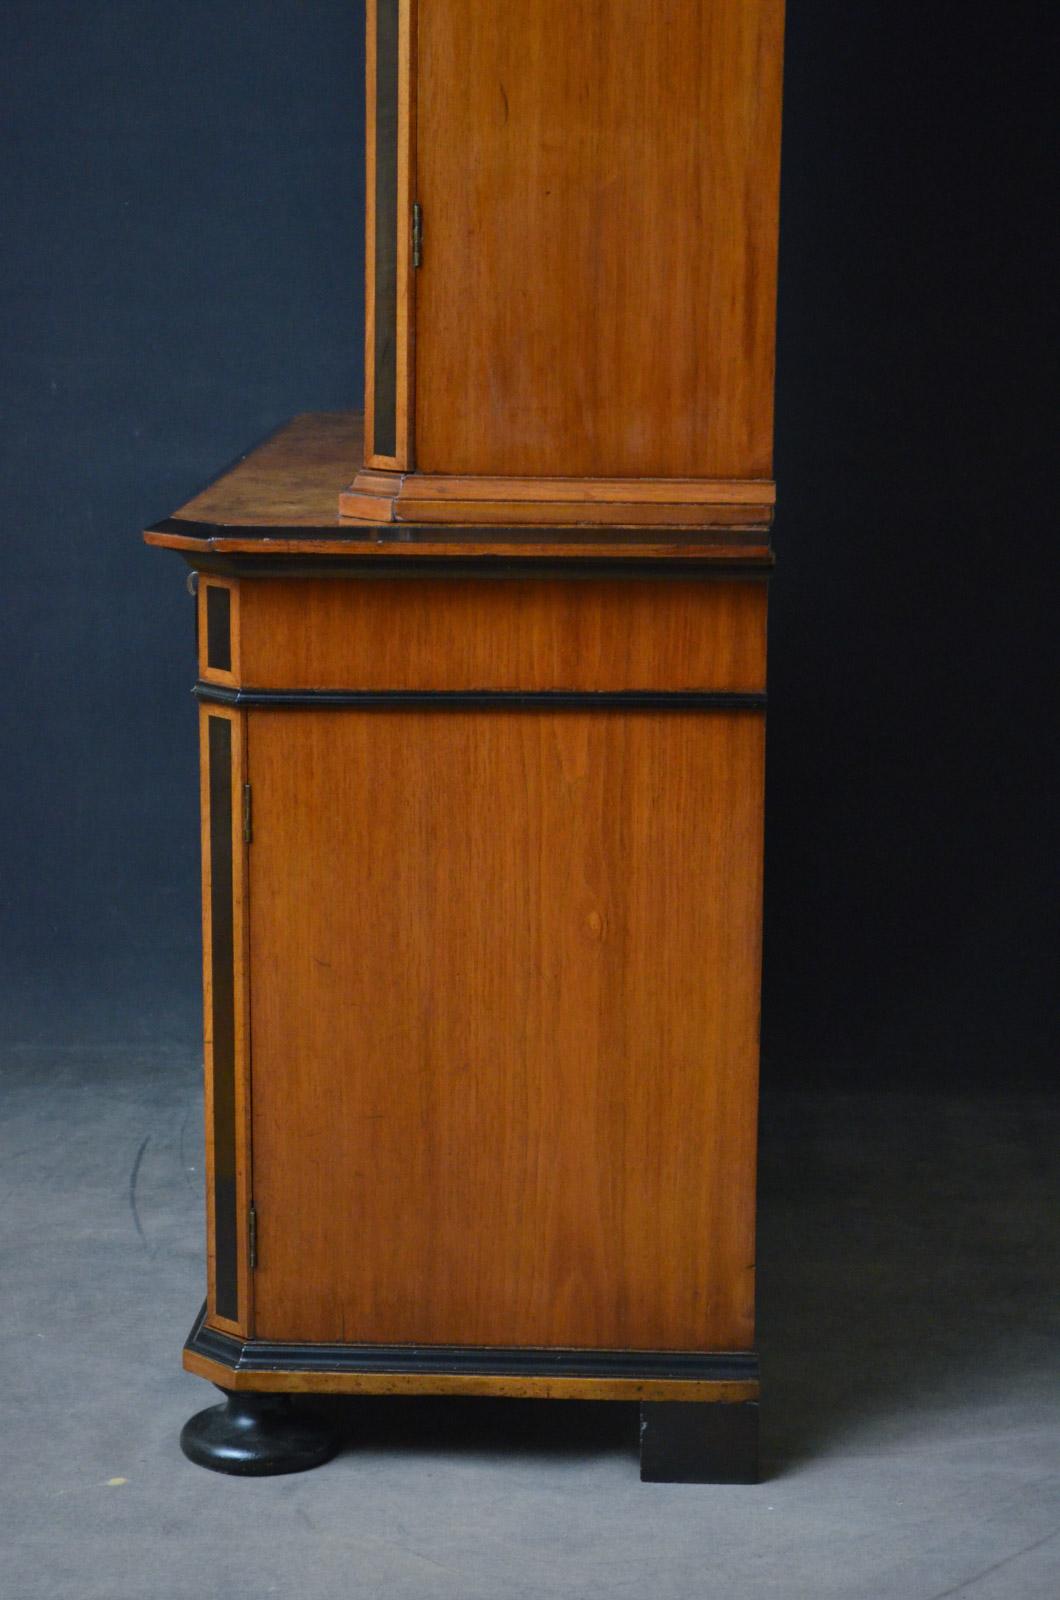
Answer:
[415,0,785,478]
[248,707,762,1351]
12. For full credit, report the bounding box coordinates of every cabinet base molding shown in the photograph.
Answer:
[183,1305,759,1406]
[339,468,775,530]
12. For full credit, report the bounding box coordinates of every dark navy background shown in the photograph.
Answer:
[2,2,1055,1083]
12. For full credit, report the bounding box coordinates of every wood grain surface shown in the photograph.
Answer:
[338,467,774,528]
[414,0,785,478]
[236,576,766,693]
[165,413,361,529]
[246,706,763,1350]
[144,414,773,563]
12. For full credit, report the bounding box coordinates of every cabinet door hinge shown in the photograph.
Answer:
[242,782,253,844]
[412,202,423,269]
[248,1204,258,1270]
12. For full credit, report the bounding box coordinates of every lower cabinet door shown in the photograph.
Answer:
[245,706,763,1352]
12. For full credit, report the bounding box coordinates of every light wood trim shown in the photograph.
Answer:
[362,0,377,460]
[399,475,776,506]
[353,468,407,495]
[183,1348,758,1403]
[395,0,415,466]
[196,578,240,687]
[339,468,775,527]
[199,706,253,1337]
[337,491,401,523]
[394,500,772,529]
[364,0,415,470]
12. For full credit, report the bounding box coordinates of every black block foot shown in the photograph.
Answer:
[180,1389,341,1477]
[640,1400,759,1484]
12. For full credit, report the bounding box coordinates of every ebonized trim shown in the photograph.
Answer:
[205,585,232,672]
[194,684,767,712]
[206,717,238,1322]
[640,1400,760,1484]
[150,517,773,549]
[151,521,775,579]
[186,1305,759,1385]
[180,552,774,583]
[180,1391,341,1476]
[372,0,400,457]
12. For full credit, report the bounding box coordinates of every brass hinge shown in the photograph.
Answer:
[242,783,253,844]
[248,1204,258,1270]
[412,202,423,269]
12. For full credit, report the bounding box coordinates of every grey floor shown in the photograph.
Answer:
[2,1045,1057,1600]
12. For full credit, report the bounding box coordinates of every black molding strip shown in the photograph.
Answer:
[186,1304,759,1385]
[149,517,774,552]
[194,683,767,712]
[151,523,775,581]
[181,552,774,583]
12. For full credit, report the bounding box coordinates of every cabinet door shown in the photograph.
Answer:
[245,706,763,1352]
[413,0,785,479]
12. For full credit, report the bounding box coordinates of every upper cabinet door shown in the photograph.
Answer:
[413,0,785,480]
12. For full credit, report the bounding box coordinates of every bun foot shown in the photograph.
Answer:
[180,1389,341,1476]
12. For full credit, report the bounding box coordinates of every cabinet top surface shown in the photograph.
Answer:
[144,414,773,569]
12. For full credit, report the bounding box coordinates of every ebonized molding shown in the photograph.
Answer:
[149,516,774,551]
[193,684,767,712]
[180,554,775,585]
[185,1305,760,1385]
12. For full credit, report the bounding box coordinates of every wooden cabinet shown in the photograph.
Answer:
[147,0,784,1487]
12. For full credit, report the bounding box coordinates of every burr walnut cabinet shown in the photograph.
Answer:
[146,0,784,1484]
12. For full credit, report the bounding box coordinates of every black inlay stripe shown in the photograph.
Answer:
[205,585,231,672]
[373,0,400,457]
[207,717,238,1322]
[185,1305,759,1383]
[195,685,766,712]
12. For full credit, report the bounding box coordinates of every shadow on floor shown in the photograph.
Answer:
[322,1393,640,1468]
[756,1090,1059,1472]
[292,1091,1060,1477]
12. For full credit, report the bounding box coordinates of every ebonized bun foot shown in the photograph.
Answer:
[639,1400,759,1484]
[180,1389,341,1477]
